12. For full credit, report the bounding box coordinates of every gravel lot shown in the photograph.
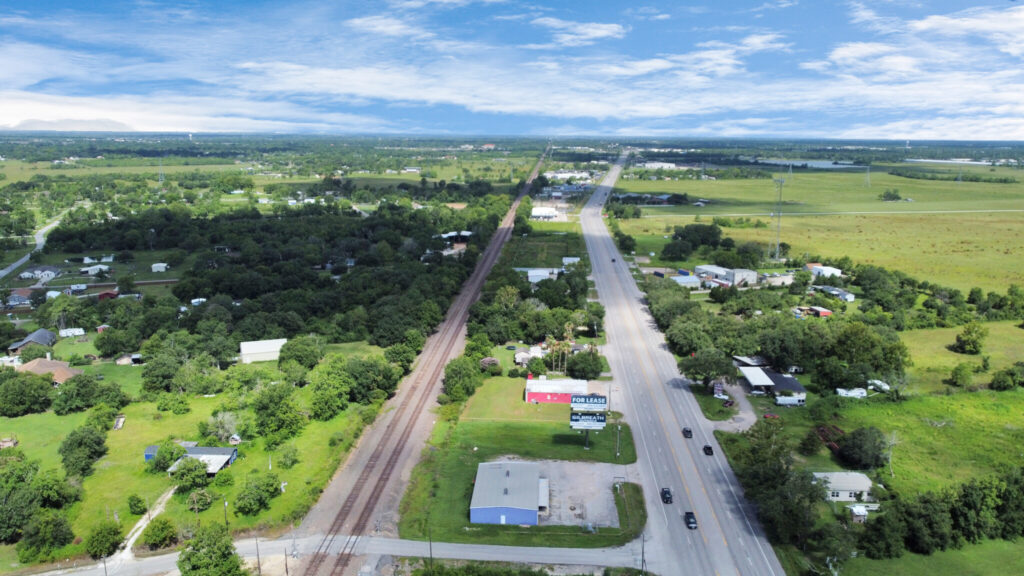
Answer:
[492,457,631,528]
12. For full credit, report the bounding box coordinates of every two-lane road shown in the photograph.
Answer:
[582,152,783,576]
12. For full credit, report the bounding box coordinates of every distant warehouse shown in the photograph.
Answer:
[469,461,547,525]
[239,338,288,364]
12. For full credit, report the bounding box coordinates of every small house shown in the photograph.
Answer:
[167,446,239,475]
[16,358,83,385]
[9,329,57,354]
[813,472,874,503]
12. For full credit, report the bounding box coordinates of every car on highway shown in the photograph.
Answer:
[703,444,714,456]
[684,511,698,529]
[764,413,780,419]
[611,258,616,262]
[660,487,673,504]
[682,427,693,438]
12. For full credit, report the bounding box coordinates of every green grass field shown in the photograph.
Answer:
[844,538,1024,576]
[614,166,1024,292]
[901,320,1024,393]
[399,375,639,547]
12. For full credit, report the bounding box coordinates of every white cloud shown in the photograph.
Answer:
[346,16,429,38]
[911,6,1024,57]
[530,17,627,47]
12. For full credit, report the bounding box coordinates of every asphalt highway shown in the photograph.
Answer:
[582,152,784,576]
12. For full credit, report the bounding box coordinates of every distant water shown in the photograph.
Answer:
[905,158,990,166]
[757,158,865,170]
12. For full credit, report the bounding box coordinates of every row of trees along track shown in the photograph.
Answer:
[303,145,550,576]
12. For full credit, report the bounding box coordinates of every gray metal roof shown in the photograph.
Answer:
[470,462,540,511]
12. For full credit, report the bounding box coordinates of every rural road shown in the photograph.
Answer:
[642,208,1024,218]
[0,215,63,280]
[35,534,639,576]
[582,151,784,575]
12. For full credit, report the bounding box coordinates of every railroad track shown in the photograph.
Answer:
[303,147,549,576]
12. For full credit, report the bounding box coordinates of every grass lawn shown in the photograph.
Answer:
[503,228,587,269]
[688,383,738,421]
[399,375,639,547]
[844,538,1024,576]
[900,320,1024,394]
[613,168,1024,293]
[324,341,385,357]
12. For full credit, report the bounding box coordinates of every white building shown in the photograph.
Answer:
[812,265,842,278]
[561,257,581,269]
[694,264,731,281]
[151,263,169,273]
[530,207,557,220]
[727,268,758,286]
[239,338,288,364]
[641,161,677,170]
[813,472,874,503]
[80,265,110,276]
[58,328,86,338]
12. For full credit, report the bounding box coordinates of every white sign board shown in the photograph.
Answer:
[570,412,607,430]
[571,394,608,412]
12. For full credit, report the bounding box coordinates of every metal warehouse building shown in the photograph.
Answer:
[469,461,547,525]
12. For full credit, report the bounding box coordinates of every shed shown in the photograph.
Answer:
[96,324,111,333]
[808,306,832,318]
[836,388,868,399]
[144,445,159,462]
[561,257,581,268]
[151,263,169,273]
[850,505,869,524]
[812,265,842,278]
[239,338,288,364]
[80,265,110,276]
[59,328,86,338]
[469,461,544,525]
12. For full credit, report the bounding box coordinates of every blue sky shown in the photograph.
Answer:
[2,0,1023,138]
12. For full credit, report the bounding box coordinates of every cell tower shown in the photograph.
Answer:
[788,163,794,181]
[158,159,165,188]
[773,178,785,261]
[865,165,871,188]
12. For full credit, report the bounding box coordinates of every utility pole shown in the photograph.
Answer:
[284,549,289,576]
[773,178,785,261]
[224,499,229,528]
[428,524,434,572]
[255,533,262,576]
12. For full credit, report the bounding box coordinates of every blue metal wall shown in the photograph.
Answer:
[470,506,537,526]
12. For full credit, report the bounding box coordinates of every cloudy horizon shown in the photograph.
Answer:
[2,0,1023,139]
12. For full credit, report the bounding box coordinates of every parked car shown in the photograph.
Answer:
[703,444,714,456]
[660,487,673,504]
[684,511,698,529]
[682,427,693,438]
[612,258,616,262]
[764,413,780,419]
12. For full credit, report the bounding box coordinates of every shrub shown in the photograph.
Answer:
[278,444,299,469]
[172,457,210,492]
[148,441,186,473]
[16,510,74,563]
[85,520,122,559]
[949,363,974,387]
[157,393,191,414]
[233,472,281,516]
[59,426,108,477]
[128,494,147,515]
[186,489,213,514]
[141,516,177,550]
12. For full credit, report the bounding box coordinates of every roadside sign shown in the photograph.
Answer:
[571,394,608,412]
[570,412,607,430]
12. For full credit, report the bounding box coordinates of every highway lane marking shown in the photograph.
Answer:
[584,162,765,576]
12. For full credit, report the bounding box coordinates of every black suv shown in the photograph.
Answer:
[703,444,714,456]
[660,488,673,504]
[682,427,693,438]
[684,511,698,529]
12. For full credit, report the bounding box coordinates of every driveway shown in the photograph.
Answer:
[711,381,758,433]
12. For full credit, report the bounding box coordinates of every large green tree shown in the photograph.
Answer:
[678,348,734,388]
[59,426,108,478]
[177,523,247,576]
[0,371,52,417]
